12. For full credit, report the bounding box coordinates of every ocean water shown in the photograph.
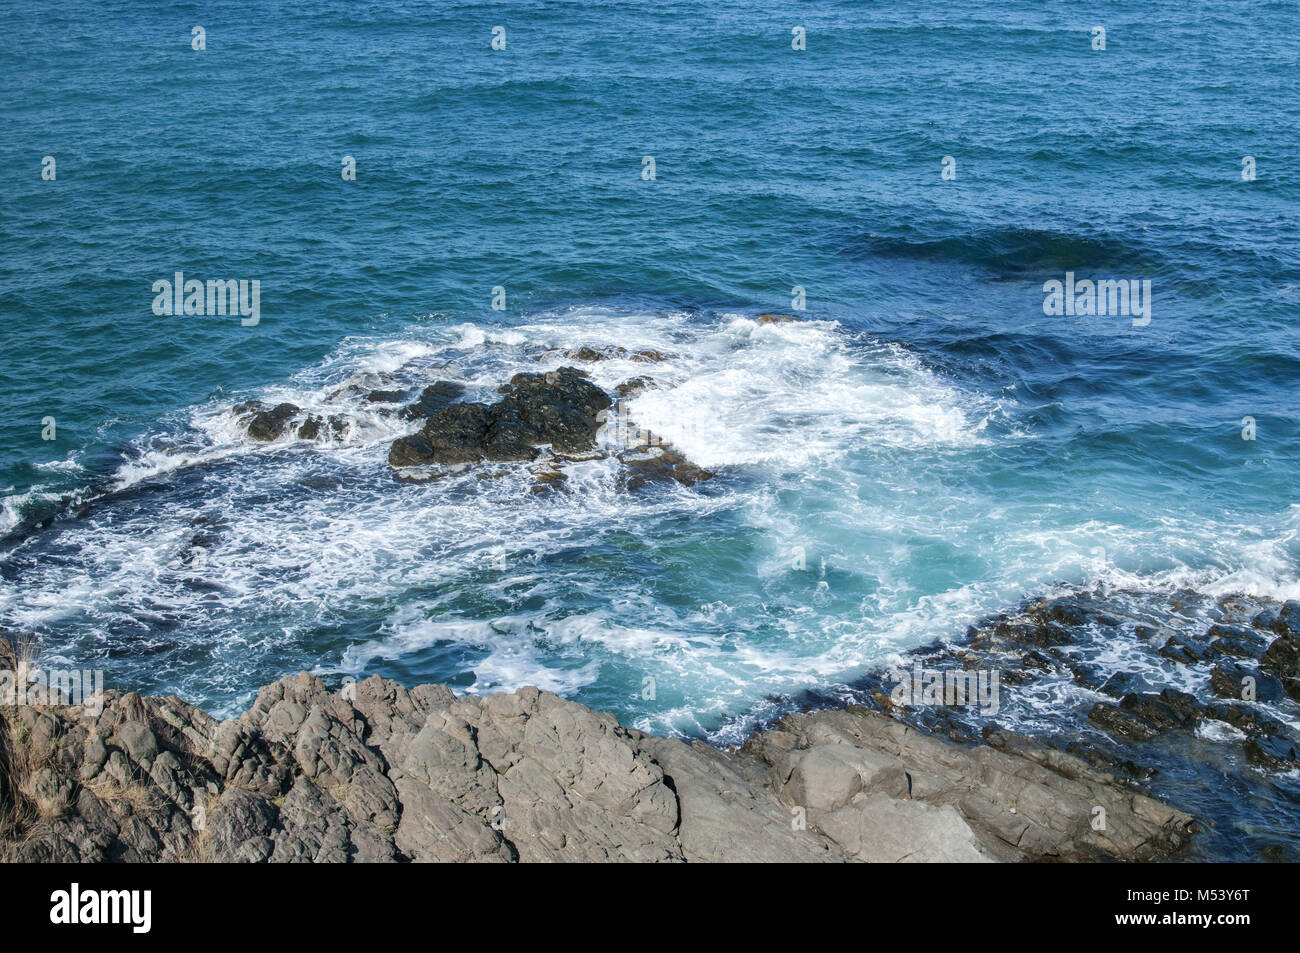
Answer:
[2,1,1299,855]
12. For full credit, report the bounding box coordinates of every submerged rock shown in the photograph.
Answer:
[615,376,657,398]
[295,414,350,442]
[535,346,670,364]
[568,345,616,362]
[1244,733,1299,771]
[325,372,401,406]
[903,585,1300,840]
[232,402,351,444]
[620,446,715,491]
[529,455,568,494]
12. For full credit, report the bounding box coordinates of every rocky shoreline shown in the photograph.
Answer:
[13,324,1295,862]
[1,638,1194,863]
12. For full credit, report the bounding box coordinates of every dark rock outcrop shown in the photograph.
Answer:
[239,402,301,443]
[900,589,1300,791]
[388,367,611,469]
[364,389,409,404]
[401,381,466,420]
[389,403,531,467]
[233,402,351,444]
[1261,624,1300,702]
[222,360,716,489]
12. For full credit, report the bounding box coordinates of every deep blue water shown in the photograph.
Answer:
[2,1,1299,857]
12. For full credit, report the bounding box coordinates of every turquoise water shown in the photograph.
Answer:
[2,0,1299,797]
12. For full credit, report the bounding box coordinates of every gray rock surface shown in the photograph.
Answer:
[0,656,1194,863]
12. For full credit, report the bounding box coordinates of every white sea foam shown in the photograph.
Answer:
[1,308,1297,733]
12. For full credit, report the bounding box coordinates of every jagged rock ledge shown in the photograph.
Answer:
[1,658,1194,862]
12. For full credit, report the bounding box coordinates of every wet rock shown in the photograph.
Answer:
[498,366,609,411]
[1253,600,1300,638]
[1206,660,1258,696]
[990,617,1073,649]
[1244,734,1298,771]
[389,367,610,469]
[1159,634,1215,664]
[1209,662,1285,703]
[620,446,715,491]
[389,466,449,484]
[1205,623,1269,659]
[757,313,799,324]
[1260,628,1300,702]
[296,414,349,442]
[325,385,365,404]
[553,346,669,363]
[1068,662,1115,693]
[1261,632,1300,679]
[402,381,466,420]
[971,595,1122,650]
[187,525,218,549]
[824,585,1300,840]
[1213,593,1261,621]
[389,403,536,467]
[615,376,657,398]
[245,403,300,442]
[1203,701,1290,739]
[383,366,715,489]
[1088,703,1161,742]
[329,416,349,439]
[530,462,567,494]
[495,369,610,454]
[1119,690,1203,731]
[325,372,399,405]
[1043,594,1124,630]
[365,389,408,404]
[568,346,613,362]
[1093,669,1149,699]
[1021,650,1054,673]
